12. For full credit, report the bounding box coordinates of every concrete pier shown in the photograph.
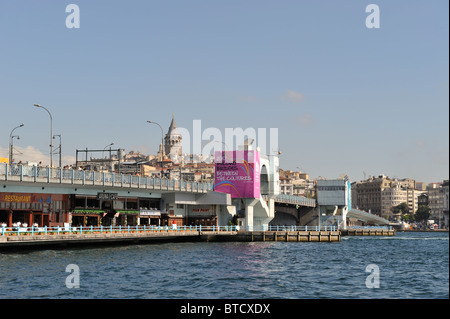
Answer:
[341,229,395,236]
[201,231,341,243]
[0,231,210,250]
[0,229,342,250]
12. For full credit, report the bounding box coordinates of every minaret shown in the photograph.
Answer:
[164,113,182,161]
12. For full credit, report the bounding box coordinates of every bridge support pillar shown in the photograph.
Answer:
[341,206,348,230]
[244,198,259,231]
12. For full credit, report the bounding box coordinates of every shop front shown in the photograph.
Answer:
[187,205,217,226]
[0,209,9,225]
[70,210,102,226]
[115,210,139,226]
[0,192,67,227]
[139,209,161,226]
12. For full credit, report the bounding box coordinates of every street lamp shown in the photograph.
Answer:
[9,123,24,165]
[53,134,62,168]
[146,121,165,162]
[102,142,114,171]
[34,104,53,167]
[102,142,114,157]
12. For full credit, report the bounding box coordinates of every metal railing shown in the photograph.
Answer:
[239,225,338,232]
[0,163,214,193]
[263,194,316,208]
[1,224,238,237]
[347,225,393,230]
[347,209,390,225]
[0,224,338,236]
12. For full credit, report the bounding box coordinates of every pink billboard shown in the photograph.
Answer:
[214,150,260,198]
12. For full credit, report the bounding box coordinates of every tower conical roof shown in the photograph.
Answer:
[167,113,178,135]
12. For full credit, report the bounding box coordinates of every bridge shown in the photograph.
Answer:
[0,163,214,193]
[1,163,389,230]
[265,194,316,208]
[347,209,390,226]
[270,180,392,229]
[0,162,231,229]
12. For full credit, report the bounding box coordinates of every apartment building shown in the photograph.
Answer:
[444,180,449,227]
[353,175,416,219]
[279,169,315,197]
[428,183,445,227]
[381,185,407,219]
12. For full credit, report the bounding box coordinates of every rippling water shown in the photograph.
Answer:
[0,232,448,299]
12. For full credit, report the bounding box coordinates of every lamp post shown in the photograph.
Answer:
[146,121,165,162]
[102,142,114,171]
[102,142,114,158]
[9,123,24,165]
[34,104,53,167]
[53,134,62,168]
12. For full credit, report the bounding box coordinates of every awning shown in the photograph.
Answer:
[116,210,140,215]
[140,209,161,217]
[71,209,104,214]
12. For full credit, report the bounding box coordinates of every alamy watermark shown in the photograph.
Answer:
[65,4,80,29]
[365,264,380,288]
[174,120,279,164]
[365,4,380,29]
[66,264,80,288]
[63,4,381,32]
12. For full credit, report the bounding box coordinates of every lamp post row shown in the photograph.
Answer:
[10,106,167,169]
[8,104,56,167]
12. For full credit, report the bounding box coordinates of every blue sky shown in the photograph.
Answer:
[0,0,448,183]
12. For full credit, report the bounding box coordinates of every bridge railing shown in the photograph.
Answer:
[347,225,393,230]
[263,194,316,207]
[0,224,338,236]
[347,209,390,225]
[239,225,338,232]
[1,224,238,237]
[0,163,214,193]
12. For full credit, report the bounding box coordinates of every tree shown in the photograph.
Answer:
[391,202,409,215]
[415,205,431,223]
[403,214,415,222]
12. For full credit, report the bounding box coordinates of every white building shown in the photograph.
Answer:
[381,185,408,220]
[317,179,351,229]
[164,114,182,162]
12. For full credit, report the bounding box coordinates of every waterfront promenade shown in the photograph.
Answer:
[0,225,342,250]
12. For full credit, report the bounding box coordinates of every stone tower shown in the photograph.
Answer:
[164,113,182,160]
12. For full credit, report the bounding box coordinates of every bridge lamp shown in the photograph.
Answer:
[34,104,53,167]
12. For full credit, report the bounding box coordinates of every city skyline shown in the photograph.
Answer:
[0,0,448,184]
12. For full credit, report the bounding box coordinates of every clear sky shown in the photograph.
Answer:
[0,0,448,183]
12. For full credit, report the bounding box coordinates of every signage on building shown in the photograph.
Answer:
[140,210,161,217]
[192,208,211,213]
[97,193,118,200]
[0,193,63,203]
[1,194,32,203]
[190,206,214,216]
[214,150,260,198]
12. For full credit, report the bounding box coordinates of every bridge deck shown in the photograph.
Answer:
[264,194,316,207]
[348,209,390,225]
[0,163,213,193]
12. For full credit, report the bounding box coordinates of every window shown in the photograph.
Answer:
[318,186,345,191]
